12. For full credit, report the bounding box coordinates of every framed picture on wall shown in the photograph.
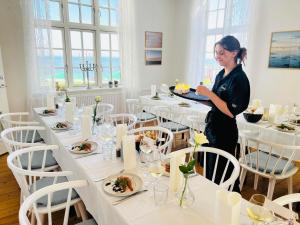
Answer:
[145,50,162,65]
[145,31,163,48]
[268,31,300,69]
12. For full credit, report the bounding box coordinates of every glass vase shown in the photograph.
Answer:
[176,174,195,208]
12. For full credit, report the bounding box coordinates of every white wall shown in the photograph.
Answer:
[0,0,27,112]
[248,0,300,107]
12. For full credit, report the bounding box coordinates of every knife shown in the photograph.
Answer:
[112,189,148,205]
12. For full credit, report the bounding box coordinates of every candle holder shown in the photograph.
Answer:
[79,61,96,89]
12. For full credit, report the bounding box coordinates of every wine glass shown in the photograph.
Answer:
[249,194,266,206]
[147,149,164,181]
[247,205,274,224]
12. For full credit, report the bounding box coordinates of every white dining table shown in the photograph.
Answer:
[33,107,254,225]
[140,95,300,160]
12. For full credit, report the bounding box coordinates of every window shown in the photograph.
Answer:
[34,0,120,89]
[201,0,250,86]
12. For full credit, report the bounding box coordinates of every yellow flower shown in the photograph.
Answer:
[95,96,102,103]
[194,131,208,146]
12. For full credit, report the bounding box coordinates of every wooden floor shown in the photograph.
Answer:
[1,152,300,225]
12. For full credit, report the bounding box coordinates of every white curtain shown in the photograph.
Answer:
[20,0,55,111]
[119,0,140,99]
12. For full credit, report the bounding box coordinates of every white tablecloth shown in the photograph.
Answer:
[140,95,300,160]
[33,107,255,225]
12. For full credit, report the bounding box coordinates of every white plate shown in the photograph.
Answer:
[102,173,143,197]
[69,141,98,154]
[51,122,72,131]
[38,110,57,117]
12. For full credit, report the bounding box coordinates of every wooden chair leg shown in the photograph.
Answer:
[254,174,259,190]
[74,204,81,218]
[76,201,89,221]
[267,179,276,200]
[31,212,36,225]
[39,213,46,225]
[239,168,247,191]
[288,176,293,194]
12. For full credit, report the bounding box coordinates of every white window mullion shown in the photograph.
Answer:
[94,0,101,87]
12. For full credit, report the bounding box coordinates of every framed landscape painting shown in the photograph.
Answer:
[145,50,162,65]
[268,31,300,69]
[145,31,163,48]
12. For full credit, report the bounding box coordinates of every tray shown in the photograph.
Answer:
[169,86,212,107]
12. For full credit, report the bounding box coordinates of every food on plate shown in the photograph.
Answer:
[43,109,56,114]
[291,119,300,125]
[71,142,92,152]
[145,131,157,140]
[111,176,133,193]
[54,122,69,129]
[175,83,190,94]
[276,123,295,131]
[178,102,190,107]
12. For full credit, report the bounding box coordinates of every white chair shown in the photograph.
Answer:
[239,133,300,199]
[1,126,57,171]
[92,103,114,124]
[126,99,157,127]
[128,126,174,154]
[0,112,39,129]
[108,113,137,130]
[181,146,240,191]
[8,145,88,224]
[19,180,96,225]
[186,114,206,146]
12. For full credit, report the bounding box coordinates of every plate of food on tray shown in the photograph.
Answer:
[102,173,143,197]
[39,109,57,116]
[70,141,98,154]
[275,123,296,133]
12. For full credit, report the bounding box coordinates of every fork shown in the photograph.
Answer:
[92,169,125,182]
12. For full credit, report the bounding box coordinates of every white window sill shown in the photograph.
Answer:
[66,86,123,93]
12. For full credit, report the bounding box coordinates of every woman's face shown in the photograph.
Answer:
[214,44,237,67]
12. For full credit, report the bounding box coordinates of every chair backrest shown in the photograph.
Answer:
[7,145,72,199]
[186,114,206,133]
[126,99,141,114]
[0,112,39,129]
[180,146,240,191]
[128,126,174,154]
[19,180,88,225]
[1,126,46,154]
[108,113,137,130]
[239,133,300,176]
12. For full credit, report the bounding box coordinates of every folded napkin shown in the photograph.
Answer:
[116,124,128,150]
[122,135,137,171]
[214,189,241,225]
[169,151,186,193]
[46,94,55,110]
[81,115,92,140]
[65,102,75,123]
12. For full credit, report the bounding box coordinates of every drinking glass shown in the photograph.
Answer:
[249,194,266,206]
[247,205,273,225]
[153,182,168,206]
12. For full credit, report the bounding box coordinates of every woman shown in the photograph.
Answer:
[196,35,250,192]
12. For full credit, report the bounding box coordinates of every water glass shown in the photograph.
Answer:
[153,182,168,206]
[249,194,266,206]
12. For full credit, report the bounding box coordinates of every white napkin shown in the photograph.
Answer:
[116,124,128,150]
[151,84,157,97]
[83,106,93,116]
[46,94,55,110]
[81,115,92,140]
[122,135,137,171]
[169,151,186,193]
[65,102,75,123]
[214,189,241,225]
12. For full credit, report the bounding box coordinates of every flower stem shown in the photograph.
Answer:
[179,175,188,207]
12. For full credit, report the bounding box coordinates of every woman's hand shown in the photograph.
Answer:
[196,85,211,98]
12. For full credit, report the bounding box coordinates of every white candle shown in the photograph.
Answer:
[151,84,157,97]
[122,135,137,171]
[116,124,128,150]
[65,102,75,123]
[169,151,186,193]
[81,115,92,140]
[46,94,55,110]
[83,106,94,116]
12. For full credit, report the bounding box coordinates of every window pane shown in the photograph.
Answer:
[37,49,51,65]
[69,4,80,23]
[99,0,108,7]
[81,0,92,5]
[34,0,46,20]
[51,29,63,48]
[206,35,215,52]
[232,0,248,26]
[36,28,49,48]
[100,8,109,26]
[81,6,93,24]
[111,51,120,67]
[70,31,82,49]
[83,32,94,49]
[209,0,218,10]
[110,0,119,9]
[219,0,225,8]
[53,50,64,67]
[68,0,78,3]
[110,9,117,26]
[111,34,118,50]
[208,11,217,29]
[112,67,120,81]
[100,33,110,50]
[101,51,110,67]
[49,1,61,21]
[72,50,83,67]
[87,71,96,84]
[83,50,95,63]
[102,67,111,82]
[73,68,84,85]
[54,68,66,86]
[217,10,224,28]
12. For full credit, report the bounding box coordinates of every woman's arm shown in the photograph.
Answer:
[196,86,234,118]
